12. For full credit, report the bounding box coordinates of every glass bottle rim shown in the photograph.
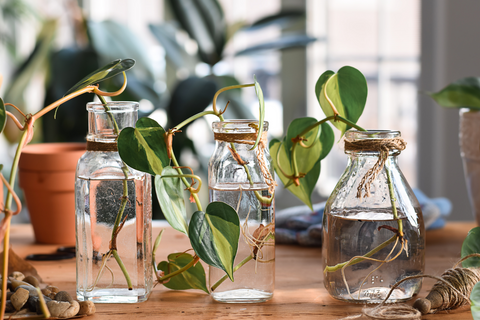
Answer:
[345,130,400,141]
[87,101,139,112]
[212,119,269,133]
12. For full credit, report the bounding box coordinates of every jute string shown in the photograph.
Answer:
[87,141,118,152]
[214,131,277,194]
[344,138,406,198]
[339,254,480,320]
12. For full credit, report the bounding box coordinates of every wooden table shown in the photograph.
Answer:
[7,222,477,319]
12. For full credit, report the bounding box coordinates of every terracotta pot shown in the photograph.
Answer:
[459,109,480,225]
[18,143,86,244]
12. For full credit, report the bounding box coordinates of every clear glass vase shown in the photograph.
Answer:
[322,130,425,303]
[75,101,153,303]
[208,120,275,303]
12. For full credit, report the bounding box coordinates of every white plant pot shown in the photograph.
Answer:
[459,108,480,225]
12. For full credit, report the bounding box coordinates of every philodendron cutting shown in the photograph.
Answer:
[116,79,271,299]
[0,58,136,317]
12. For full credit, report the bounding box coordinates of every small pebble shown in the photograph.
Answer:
[16,285,38,297]
[23,275,40,288]
[55,291,74,303]
[11,287,29,311]
[9,271,25,281]
[78,300,96,316]
[46,285,60,294]
[41,288,51,296]
[5,300,14,313]
[47,300,70,318]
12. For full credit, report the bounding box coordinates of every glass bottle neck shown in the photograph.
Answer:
[87,102,138,143]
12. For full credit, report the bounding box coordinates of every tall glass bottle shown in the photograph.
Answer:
[75,102,152,303]
[208,120,275,303]
[322,130,425,303]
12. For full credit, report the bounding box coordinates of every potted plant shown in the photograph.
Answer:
[427,78,480,225]
[0,58,138,317]
[18,142,86,245]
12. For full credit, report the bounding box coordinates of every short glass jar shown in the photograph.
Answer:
[75,101,153,303]
[208,120,275,303]
[322,130,425,303]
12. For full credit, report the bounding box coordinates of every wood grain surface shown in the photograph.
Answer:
[6,221,476,320]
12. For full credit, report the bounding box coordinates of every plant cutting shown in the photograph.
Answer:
[116,78,276,302]
[270,66,424,303]
[0,58,138,316]
[427,78,480,226]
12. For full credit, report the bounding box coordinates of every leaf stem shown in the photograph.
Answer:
[170,151,203,212]
[210,255,253,292]
[152,230,165,274]
[385,159,404,237]
[174,110,216,131]
[157,256,200,282]
[112,250,133,289]
[212,83,254,115]
[324,234,397,273]
[1,128,29,318]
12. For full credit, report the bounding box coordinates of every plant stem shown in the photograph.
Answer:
[97,96,133,289]
[174,110,216,131]
[324,234,397,273]
[170,151,203,212]
[1,128,29,318]
[210,255,253,292]
[157,256,200,282]
[152,230,165,274]
[385,159,404,237]
[112,249,133,289]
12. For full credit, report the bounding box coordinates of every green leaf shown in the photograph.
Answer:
[117,117,169,176]
[315,66,367,136]
[269,138,321,210]
[461,227,480,268]
[235,35,317,56]
[157,252,208,293]
[189,202,240,281]
[87,20,155,81]
[167,0,226,66]
[471,282,480,320]
[428,77,480,110]
[251,75,265,150]
[0,97,6,134]
[283,117,333,175]
[64,59,135,96]
[154,167,188,235]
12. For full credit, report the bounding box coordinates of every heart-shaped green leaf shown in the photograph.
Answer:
[155,167,188,235]
[157,252,208,293]
[251,75,265,150]
[118,117,169,176]
[64,58,135,96]
[471,282,480,320]
[270,137,321,210]
[427,77,480,110]
[315,66,367,136]
[461,227,480,268]
[189,202,240,281]
[0,97,6,134]
[284,117,333,175]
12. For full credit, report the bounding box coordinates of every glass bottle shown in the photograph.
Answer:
[322,130,425,303]
[75,101,153,303]
[208,120,275,303]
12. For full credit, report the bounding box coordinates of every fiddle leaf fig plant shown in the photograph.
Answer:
[0,58,135,319]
